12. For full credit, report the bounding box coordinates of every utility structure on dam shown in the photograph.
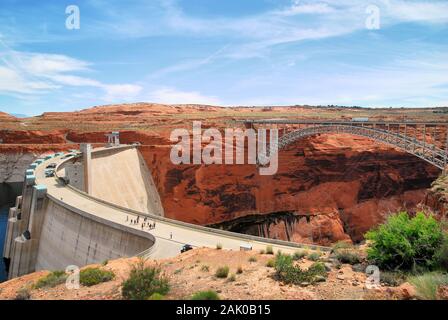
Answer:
[241,120,448,170]
[2,141,327,279]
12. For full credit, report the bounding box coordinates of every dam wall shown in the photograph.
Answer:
[35,198,154,271]
[61,147,164,216]
[3,144,329,280]
[2,148,157,279]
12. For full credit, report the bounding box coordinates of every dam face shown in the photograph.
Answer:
[3,144,327,279]
[2,146,159,279]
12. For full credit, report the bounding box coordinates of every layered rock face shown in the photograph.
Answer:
[141,133,440,245]
[1,104,445,246]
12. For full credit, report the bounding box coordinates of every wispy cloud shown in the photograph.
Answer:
[0,41,142,101]
[146,87,221,105]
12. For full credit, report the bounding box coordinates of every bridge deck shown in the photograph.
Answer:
[238,119,448,125]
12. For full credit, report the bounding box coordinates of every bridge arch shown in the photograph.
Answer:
[263,124,447,170]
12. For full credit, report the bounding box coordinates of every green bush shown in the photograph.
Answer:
[274,253,327,285]
[215,266,229,278]
[335,250,361,265]
[266,259,275,268]
[365,212,444,271]
[434,236,448,271]
[191,290,220,300]
[307,252,321,261]
[80,267,115,287]
[265,245,274,255]
[248,256,257,262]
[380,271,407,287]
[121,261,170,300]
[34,270,67,289]
[408,272,448,300]
[292,250,307,261]
[216,243,222,250]
[228,273,236,282]
[148,293,165,300]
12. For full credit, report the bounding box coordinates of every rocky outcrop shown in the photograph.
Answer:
[0,145,73,183]
[141,133,440,244]
[0,152,36,183]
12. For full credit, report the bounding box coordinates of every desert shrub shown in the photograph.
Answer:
[434,236,448,271]
[228,273,236,282]
[174,268,183,274]
[15,287,31,300]
[266,259,275,268]
[215,266,229,278]
[265,245,274,255]
[335,250,361,265]
[408,272,448,300]
[79,267,115,287]
[292,250,307,261]
[380,271,407,287]
[200,265,210,272]
[332,241,352,251]
[259,249,265,254]
[216,243,222,250]
[365,212,444,271]
[307,252,321,261]
[121,261,169,300]
[148,293,165,300]
[236,266,243,274]
[274,253,327,285]
[191,290,220,300]
[248,256,257,263]
[102,260,109,266]
[332,242,362,264]
[34,270,67,289]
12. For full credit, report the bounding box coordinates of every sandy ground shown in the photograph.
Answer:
[0,248,415,300]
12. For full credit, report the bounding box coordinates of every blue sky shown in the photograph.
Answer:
[0,0,448,115]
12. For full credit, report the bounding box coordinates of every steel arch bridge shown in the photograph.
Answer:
[240,120,448,170]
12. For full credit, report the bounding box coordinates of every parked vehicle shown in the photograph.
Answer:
[180,244,193,253]
[45,169,55,177]
[46,163,57,169]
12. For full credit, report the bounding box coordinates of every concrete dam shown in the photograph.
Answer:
[2,144,322,279]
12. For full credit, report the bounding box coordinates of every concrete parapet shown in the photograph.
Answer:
[35,199,154,271]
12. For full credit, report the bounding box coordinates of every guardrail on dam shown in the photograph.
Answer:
[2,145,329,280]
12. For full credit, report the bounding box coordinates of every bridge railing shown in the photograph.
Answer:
[260,123,447,170]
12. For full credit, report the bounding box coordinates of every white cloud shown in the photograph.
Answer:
[0,66,57,94]
[147,87,221,105]
[102,84,143,101]
[22,53,90,74]
[0,44,142,102]
[386,0,448,23]
[275,2,335,16]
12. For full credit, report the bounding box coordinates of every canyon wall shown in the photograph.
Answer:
[0,145,73,184]
[140,133,440,245]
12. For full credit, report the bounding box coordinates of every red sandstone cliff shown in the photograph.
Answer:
[0,103,446,245]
